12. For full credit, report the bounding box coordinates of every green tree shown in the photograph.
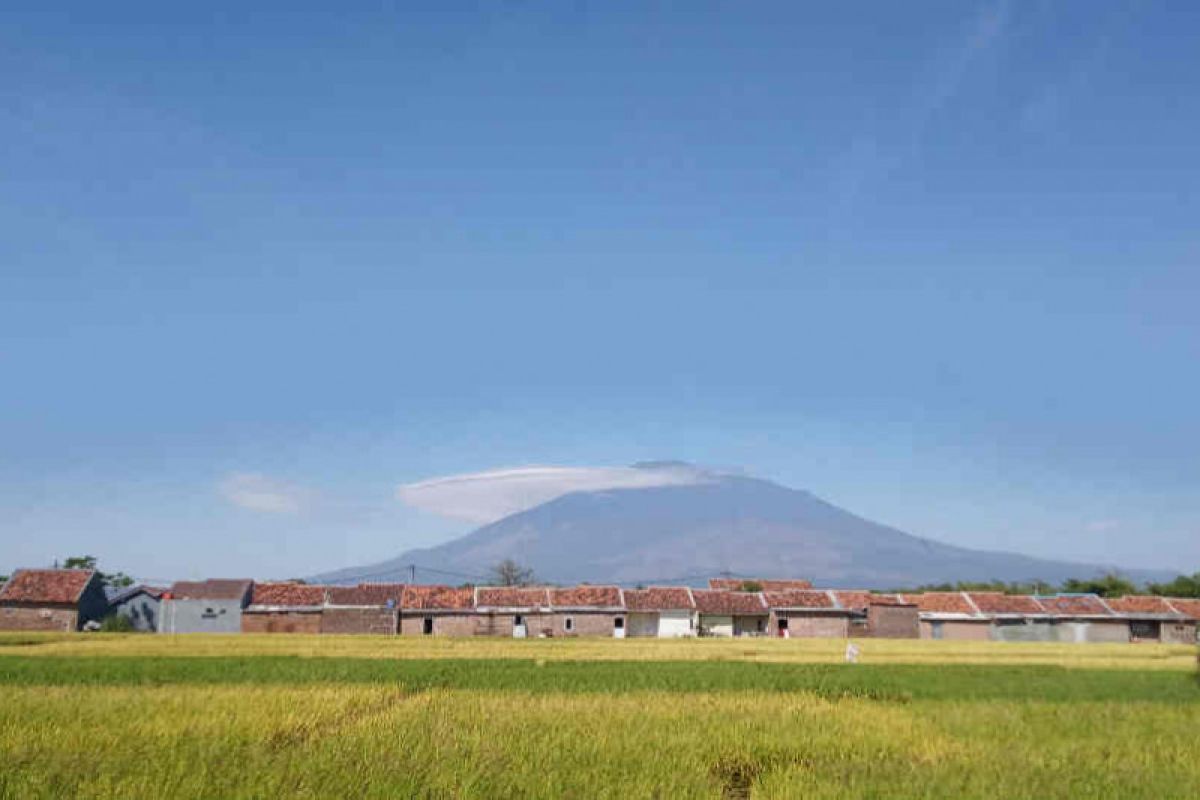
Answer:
[1060,573,1137,598]
[1146,572,1200,598]
[60,556,134,589]
[490,559,536,587]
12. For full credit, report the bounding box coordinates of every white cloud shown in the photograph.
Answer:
[218,472,308,514]
[395,464,712,524]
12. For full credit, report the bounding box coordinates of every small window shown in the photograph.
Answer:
[422,617,434,635]
[564,616,575,633]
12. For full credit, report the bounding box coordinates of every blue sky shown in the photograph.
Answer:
[3,2,1198,582]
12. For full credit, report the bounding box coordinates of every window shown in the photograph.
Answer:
[564,616,575,633]
[422,617,434,635]
[1130,620,1160,640]
[614,617,624,630]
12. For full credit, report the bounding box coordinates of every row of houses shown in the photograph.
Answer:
[3,569,1199,643]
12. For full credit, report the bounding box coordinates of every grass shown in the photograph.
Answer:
[0,634,1196,799]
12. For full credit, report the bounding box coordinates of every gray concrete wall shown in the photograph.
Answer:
[989,620,1058,642]
[159,599,244,633]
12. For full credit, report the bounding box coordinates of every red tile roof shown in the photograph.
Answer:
[549,586,623,608]
[966,593,1047,615]
[708,578,813,590]
[830,591,905,611]
[249,583,326,607]
[1166,598,1200,619]
[1037,594,1111,617]
[0,569,96,605]
[1105,595,1177,615]
[401,585,474,610]
[693,589,767,614]
[326,583,405,607]
[759,579,814,591]
[899,592,977,615]
[476,587,551,608]
[167,579,253,601]
[763,589,836,610]
[624,587,695,611]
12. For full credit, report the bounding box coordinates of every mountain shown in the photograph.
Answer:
[317,466,1170,588]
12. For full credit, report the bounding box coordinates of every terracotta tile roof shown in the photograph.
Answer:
[759,579,814,591]
[763,589,836,610]
[899,592,977,615]
[0,569,96,605]
[401,584,474,610]
[1037,594,1111,617]
[549,586,623,609]
[966,593,1047,615]
[708,578,813,590]
[1105,595,1177,616]
[1165,598,1200,619]
[249,583,326,607]
[693,589,767,614]
[326,583,405,607]
[830,591,905,611]
[624,587,695,611]
[476,587,551,608]
[167,579,253,602]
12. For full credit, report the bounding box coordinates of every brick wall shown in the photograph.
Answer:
[321,608,398,635]
[0,605,78,632]
[771,612,849,638]
[241,611,321,634]
[867,605,919,638]
[544,614,619,638]
[400,613,483,636]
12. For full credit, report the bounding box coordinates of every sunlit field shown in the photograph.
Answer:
[1,634,1197,798]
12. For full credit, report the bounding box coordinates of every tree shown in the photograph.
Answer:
[490,559,535,587]
[1060,573,1137,598]
[739,581,763,592]
[1146,572,1200,598]
[60,556,134,589]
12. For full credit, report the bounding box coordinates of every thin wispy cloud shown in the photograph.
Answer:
[1084,519,1120,534]
[218,472,309,514]
[395,464,712,524]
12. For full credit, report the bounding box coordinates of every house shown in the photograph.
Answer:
[1105,595,1195,644]
[694,589,769,637]
[0,569,108,632]
[1036,594,1128,643]
[107,585,166,632]
[964,593,1055,642]
[547,586,627,637]
[160,579,252,633]
[473,587,552,637]
[1165,598,1200,642]
[900,592,991,640]
[242,583,325,634]
[830,591,919,638]
[323,583,403,634]
[400,585,476,635]
[624,587,696,637]
[763,589,851,638]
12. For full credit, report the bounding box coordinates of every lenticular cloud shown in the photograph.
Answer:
[395,464,710,524]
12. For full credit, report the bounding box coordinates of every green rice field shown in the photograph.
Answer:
[1,633,1196,798]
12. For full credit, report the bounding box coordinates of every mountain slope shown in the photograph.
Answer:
[318,471,1168,588]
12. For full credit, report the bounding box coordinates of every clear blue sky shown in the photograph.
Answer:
[3,2,1198,582]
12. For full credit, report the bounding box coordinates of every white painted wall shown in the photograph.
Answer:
[658,610,694,638]
[701,614,733,637]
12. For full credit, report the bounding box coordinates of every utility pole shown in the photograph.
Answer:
[409,564,416,583]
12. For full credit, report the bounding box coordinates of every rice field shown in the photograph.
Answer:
[1,634,1197,799]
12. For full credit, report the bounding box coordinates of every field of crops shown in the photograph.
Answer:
[1,634,1196,798]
